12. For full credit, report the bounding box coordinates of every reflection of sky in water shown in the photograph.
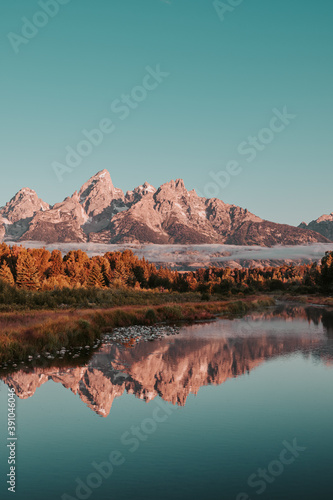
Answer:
[1,304,333,500]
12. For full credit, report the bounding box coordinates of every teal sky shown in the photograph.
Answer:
[1,0,332,226]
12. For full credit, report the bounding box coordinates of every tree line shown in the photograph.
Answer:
[0,243,332,295]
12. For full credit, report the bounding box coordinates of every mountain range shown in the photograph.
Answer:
[0,169,331,246]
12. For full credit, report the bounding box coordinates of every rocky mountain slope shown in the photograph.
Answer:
[0,170,329,246]
[299,213,333,241]
[0,188,49,241]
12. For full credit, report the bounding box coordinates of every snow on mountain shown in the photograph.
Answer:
[78,169,124,217]
[0,170,329,246]
[0,187,49,223]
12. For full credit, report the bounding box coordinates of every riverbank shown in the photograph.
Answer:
[0,295,275,366]
[280,294,333,307]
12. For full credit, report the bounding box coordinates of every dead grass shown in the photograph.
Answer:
[282,294,333,307]
[0,295,275,364]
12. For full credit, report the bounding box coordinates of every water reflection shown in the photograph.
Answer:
[1,303,333,417]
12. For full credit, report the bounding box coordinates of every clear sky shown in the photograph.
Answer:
[1,0,332,226]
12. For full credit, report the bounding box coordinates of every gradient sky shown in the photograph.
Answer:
[1,0,332,226]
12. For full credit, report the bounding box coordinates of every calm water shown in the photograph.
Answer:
[1,303,333,500]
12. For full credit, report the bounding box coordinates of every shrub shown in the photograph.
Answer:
[145,309,157,324]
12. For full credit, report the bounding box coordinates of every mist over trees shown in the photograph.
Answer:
[0,243,332,296]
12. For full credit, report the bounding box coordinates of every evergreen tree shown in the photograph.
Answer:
[87,263,105,288]
[16,252,40,290]
[321,252,333,293]
[49,249,64,276]
[0,262,15,286]
[63,250,90,285]
[30,248,51,279]
[0,243,10,261]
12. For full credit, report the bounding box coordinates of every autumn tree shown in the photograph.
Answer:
[0,243,10,262]
[321,252,333,293]
[90,256,112,286]
[16,252,40,290]
[86,262,105,288]
[0,262,15,286]
[30,248,51,281]
[49,249,64,277]
[41,275,70,290]
[63,250,90,286]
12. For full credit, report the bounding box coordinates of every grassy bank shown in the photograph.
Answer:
[0,280,206,312]
[0,296,275,365]
[273,292,333,308]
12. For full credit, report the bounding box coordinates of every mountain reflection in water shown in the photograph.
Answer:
[2,303,333,417]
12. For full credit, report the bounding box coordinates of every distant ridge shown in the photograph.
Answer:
[299,213,333,242]
[0,170,329,246]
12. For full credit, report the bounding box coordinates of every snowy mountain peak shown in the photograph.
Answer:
[0,187,49,223]
[78,170,124,217]
[125,182,156,204]
[0,170,330,246]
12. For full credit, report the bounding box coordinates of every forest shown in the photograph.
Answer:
[0,243,332,364]
[0,243,333,298]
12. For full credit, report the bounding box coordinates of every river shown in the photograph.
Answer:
[1,303,333,499]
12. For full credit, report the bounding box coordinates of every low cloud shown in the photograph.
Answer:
[8,242,333,269]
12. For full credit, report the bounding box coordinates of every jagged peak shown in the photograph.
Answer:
[175,178,185,189]
[77,170,124,217]
[4,187,48,209]
[94,169,112,182]
[142,181,155,190]
[16,187,36,194]
[135,182,156,194]
[71,191,79,202]
[79,170,114,195]
[97,168,109,176]
[157,178,187,194]
[7,187,39,203]
[317,213,333,223]
[0,186,49,225]
[125,182,156,204]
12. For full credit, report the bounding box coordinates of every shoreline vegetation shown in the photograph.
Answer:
[0,244,333,368]
[0,295,275,368]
